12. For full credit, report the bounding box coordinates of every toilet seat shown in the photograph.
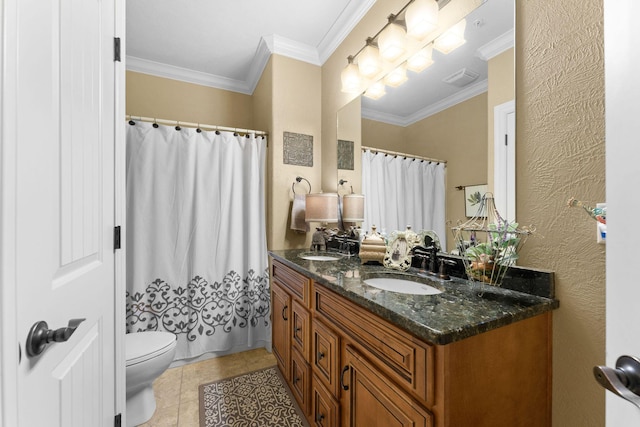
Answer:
[126,332,177,367]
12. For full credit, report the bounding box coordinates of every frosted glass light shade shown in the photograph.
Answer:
[406,0,439,40]
[306,193,339,222]
[378,22,407,62]
[364,81,386,99]
[434,19,467,54]
[342,194,365,222]
[341,62,362,93]
[358,44,381,78]
[407,45,434,72]
[384,64,408,87]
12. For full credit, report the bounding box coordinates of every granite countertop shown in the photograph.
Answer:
[269,249,559,345]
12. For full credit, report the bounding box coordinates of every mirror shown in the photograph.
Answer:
[337,0,515,252]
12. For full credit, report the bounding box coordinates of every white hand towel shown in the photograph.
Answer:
[291,194,309,233]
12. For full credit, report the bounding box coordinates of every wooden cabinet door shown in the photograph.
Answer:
[342,345,433,427]
[292,299,310,362]
[271,281,291,380]
[311,374,340,427]
[312,318,340,397]
[291,348,311,418]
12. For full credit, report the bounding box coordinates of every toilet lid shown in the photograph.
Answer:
[125,332,177,366]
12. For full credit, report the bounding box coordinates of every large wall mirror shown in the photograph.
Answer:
[337,0,514,252]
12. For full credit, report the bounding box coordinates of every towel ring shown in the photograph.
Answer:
[292,176,311,195]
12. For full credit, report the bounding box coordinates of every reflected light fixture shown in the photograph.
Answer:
[358,39,382,78]
[341,56,362,94]
[384,64,408,87]
[434,19,467,54]
[406,0,439,40]
[364,80,386,100]
[378,15,407,62]
[305,193,339,223]
[407,44,434,73]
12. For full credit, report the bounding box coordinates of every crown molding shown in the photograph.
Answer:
[126,56,254,94]
[263,34,322,65]
[317,0,377,63]
[362,79,488,127]
[476,28,514,61]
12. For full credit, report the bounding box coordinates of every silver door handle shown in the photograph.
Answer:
[593,355,640,409]
[26,318,85,357]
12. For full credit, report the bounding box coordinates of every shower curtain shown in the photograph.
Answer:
[125,122,270,360]
[362,150,447,248]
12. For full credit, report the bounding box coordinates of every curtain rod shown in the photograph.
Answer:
[125,115,268,136]
[361,145,447,164]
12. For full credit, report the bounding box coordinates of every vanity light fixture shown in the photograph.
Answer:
[405,0,439,40]
[364,81,386,100]
[340,0,480,95]
[378,15,408,62]
[341,56,363,94]
[433,18,467,54]
[407,44,434,73]
[384,64,408,87]
[358,39,382,78]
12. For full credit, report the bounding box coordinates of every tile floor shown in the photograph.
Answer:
[138,348,277,427]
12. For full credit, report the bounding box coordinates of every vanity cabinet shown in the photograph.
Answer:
[270,260,312,417]
[270,258,552,427]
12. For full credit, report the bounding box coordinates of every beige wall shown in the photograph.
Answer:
[404,94,488,251]
[487,48,515,191]
[126,71,253,127]
[517,1,605,425]
[337,97,362,194]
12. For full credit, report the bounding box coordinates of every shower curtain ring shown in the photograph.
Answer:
[175,121,181,131]
[196,123,202,133]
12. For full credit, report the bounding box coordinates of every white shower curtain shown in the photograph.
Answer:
[362,150,446,248]
[125,122,270,360]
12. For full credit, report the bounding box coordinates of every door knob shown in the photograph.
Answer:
[594,355,640,409]
[26,318,85,357]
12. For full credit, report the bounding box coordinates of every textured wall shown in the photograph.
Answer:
[517,1,605,425]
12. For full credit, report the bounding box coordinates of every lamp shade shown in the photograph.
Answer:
[384,64,408,87]
[364,81,386,100]
[358,44,382,78]
[407,44,434,73]
[341,62,362,93]
[342,194,365,222]
[305,193,339,222]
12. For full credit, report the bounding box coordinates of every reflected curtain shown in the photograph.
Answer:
[362,150,446,248]
[125,122,270,360]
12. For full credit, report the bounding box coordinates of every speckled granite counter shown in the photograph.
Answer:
[269,249,559,345]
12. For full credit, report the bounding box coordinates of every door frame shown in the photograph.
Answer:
[493,99,516,222]
[0,0,127,424]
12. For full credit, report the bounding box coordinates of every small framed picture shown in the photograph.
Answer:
[464,184,488,217]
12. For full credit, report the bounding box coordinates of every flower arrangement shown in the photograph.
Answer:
[453,194,532,286]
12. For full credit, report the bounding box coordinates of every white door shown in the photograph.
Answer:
[493,100,516,222]
[1,0,123,425]
[604,0,640,424]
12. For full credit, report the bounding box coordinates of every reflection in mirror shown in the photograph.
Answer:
[337,0,514,252]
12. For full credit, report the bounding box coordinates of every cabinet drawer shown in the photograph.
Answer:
[272,260,310,307]
[314,285,434,405]
[291,348,311,418]
[311,318,340,398]
[292,299,310,363]
[312,374,340,427]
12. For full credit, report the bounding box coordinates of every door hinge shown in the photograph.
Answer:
[114,226,121,250]
[114,413,122,427]
[114,37,121,62]
[504,134,508,146]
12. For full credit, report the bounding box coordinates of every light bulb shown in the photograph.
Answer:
[434,19,467,54]
[364,81,386,100]
[407,45,434,73]
[341,61,362,93]
[406,0,439,40]
[384,64,408,87]
[358,44,381,78]
[378,21,407,62]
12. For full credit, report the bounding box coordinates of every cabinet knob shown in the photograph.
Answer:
[316,413,325,423]
[317,351,325,361]
[294,326,302,333]
[293,376,299,384]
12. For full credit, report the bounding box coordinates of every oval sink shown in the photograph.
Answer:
[298,252,342,261]
[364,277,442,295]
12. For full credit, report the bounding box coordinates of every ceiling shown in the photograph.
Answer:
[126,0,513,125]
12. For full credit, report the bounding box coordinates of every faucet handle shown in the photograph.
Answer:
[438,258,457,280]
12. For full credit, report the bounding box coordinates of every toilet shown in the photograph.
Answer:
[125,331,177,427]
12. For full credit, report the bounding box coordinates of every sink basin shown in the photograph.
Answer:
[364,277,442,295]
[298,252,342,261]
